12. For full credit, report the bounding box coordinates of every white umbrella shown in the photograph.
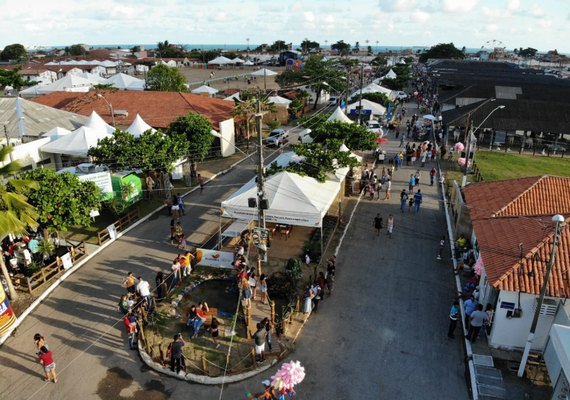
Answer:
[191,85,219,95]
[423,114,436,121]
[251,68,277,76]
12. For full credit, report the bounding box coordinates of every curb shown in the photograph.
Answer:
[0,153,254,346]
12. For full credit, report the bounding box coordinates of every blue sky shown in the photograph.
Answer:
[0,0,568,53]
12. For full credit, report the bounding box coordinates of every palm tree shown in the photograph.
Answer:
[0,147,39,300]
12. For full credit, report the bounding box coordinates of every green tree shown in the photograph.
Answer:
[269,40,287,53]
[0,68,31,89]
[156,40,186,58]
[0,147,39,300]
[146,64,187,91]
[419,43,465,62]
[267,141,359,182]
[231,90,277,139]
[87,129,189,172]
[0,43,28,62]
[300,39,320,54]
[518,47,538,58]
[22,169,100,236]
[331,40,351,56]
[277,55,348,109]
[167,113,214,176]
[311,121,376,151]
[68,44,87,56]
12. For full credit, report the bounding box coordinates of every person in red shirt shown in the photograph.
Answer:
[38,346,57,383]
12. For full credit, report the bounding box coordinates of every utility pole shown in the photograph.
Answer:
[518,214,565,377]
[461,113,472,188]
[255,94,267,276]
[357,63,364,125]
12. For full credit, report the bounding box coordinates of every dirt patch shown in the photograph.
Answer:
[96,366,171,400]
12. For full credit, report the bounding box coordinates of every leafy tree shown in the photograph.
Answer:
[300,39,320,54]
[298,113,330,130]
[311,121,376,151]
[371,55,388,66]
[267,141,359,182]
[419,43,465,62]
[68,44,87,56]
[231,90,277,139]
[277,55,348,109]
[146,64,187,91]
[0,43,28,62]
[156,40,186,58]
[367,46,373,56]
[518,47,538,58]
[269,40,287,53]
[331,40,351,56]
[167,113,214,176]
[0,68,31,89]
[0,147,39,300]
[353,41,360,54]
[87,129,189,172]
[349,92,389,107]
[22,169,100,236]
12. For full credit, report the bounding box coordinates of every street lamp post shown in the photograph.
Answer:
[96,93,115,127]
[517,214,566,377]
[461,102,505,187]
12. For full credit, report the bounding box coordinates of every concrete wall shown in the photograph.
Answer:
[489,290,558,350]
[219,118,236,157]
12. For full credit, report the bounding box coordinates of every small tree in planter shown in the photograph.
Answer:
[37,238,55,264]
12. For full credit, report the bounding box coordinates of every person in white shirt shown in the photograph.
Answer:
[136,277,152,305]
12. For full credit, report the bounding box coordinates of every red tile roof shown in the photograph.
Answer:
[463,176,570,296]
[31,90,235,129]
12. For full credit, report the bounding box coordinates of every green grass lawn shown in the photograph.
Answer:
[474,150,570,181]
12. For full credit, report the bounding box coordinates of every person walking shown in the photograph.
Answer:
[400,189,408,213]
[176,193,185,216]
[253,322,266,363]
[169,333,185,374]
[197,174,205,193]
[464,295,478,329]
[38,346,57,383]
[259,274,268,304]
[34,333,48,356]
[386,214,395,238]
[373,213,383,236]
[437,236,445,260]
[123,272,136,295]
[448,301,459,339]
[383,178,392,200]
[467,304,488,343]
[414,189,423,213]
[210,317,220,348]
[430,167,437,186]
[408,174,416,193]
[136,276,152,306]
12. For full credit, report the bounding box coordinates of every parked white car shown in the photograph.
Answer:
[365,120,385,137]
[264,128,289,147]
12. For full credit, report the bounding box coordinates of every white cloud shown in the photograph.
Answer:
[531,5,544,17]
[482,6,501,18]
[303,11,315,22]
[507,0,520,12]
[538,19,552,28]
[486,24,499,33]
[212,12,227,22]
[110,5,137,20]
[378,0,416,12]
[412,10,431,23]
[443,0,479,13]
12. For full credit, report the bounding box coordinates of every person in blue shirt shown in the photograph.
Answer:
[176,193,185,216]
[413,189,423,213]
[448,300,459,339]
[463,295,478,328]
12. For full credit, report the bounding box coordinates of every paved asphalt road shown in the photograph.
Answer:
[0,110,468,400]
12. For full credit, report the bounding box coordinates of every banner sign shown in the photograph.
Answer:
[0,284,17,336]
[61,252,73,270]
[349,109,372,116]
[196,249,234,269]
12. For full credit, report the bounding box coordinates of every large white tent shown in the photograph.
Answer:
[350,82,393,99]
[385,69,397,79]
[104,73,145,91]
[346,99,386,116]
[251,68,277,77]
[84,111,115,134]
[268,95,292,107]
[208,56,233,65]
[126,114,156,138]
[41,126,71,139]
[221,151,354,228]
[191,85,219,96]
[20,75,93,96]
[40,125,112,157]
[327,106,354,124]
[224,92,241,101]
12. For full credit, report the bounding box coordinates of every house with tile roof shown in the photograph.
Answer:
[462,175,570,351]
[31,90,238,157]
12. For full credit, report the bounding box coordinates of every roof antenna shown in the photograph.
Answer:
[519,243,524,276]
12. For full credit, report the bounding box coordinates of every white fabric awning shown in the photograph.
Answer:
[327,106,353,124]
[346,99,386,116]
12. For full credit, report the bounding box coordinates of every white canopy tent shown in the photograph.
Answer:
[350,83,393,99]
[85,111,115,134]
[347,99,386,116]
[191,85,219,96]
[232,58,245,64]
[251,68,277,77]
[268,95,292,107]
[77,71,107,84]
[327,106,354,124]
[208,56,233,65]
[243,60,254,66]
[20,75,93,96]
[224,92,241,101]
[40,125,112,157]
[126,114,156,138]
[41,126,71,139]
[220,219,252,238]
[104,73,145,91]
[385,69,397,79]
[221,151,356,228]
